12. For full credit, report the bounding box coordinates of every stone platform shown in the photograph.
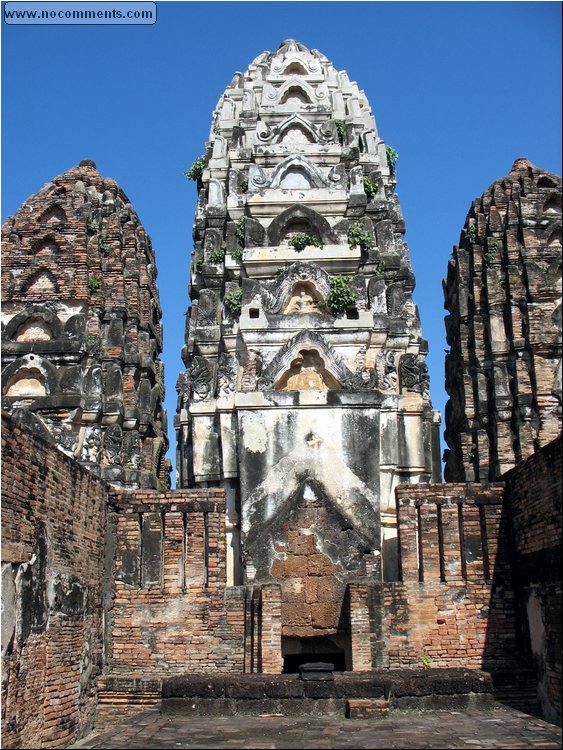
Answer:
[95,668,542,726]
[73,706,561,749]
[160,669,494,716]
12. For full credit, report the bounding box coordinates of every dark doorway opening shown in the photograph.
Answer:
[283,651,346,673]
[282,636,348,673]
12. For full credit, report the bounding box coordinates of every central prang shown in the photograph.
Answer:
[175,40,441,614]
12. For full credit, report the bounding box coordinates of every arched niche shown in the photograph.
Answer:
[283,61,307,76]
[268,155,329,191]
[21,270,59,297]
[2,355,58,398]
[30,236,61,256]
[268,204,334,246]
[279,125,314,145]
[280,85,312,105]
[4,305,63,341]
[281,219,316,243]
[279,167,313,189]
[544,194,562,214]
[283,281,323,314]
[14,317,53,343]
[275,349,340,391]
[4,368,47,397]
[537,175,559,189]
[37,204,66,225]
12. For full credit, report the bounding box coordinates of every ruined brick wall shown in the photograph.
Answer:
[1,411,109,749]
[350,484,522,671]
[1,159,169,489]
[107,489,246,674]
[504,436,562,725]
[443,159,561,482]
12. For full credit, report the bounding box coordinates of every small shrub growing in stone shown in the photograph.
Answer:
[386,145,399,176]
[374,260,385,277]
[224,288,243,316]
[334,119,346,144]
[84,334,101,354]
[417,652,432,670]
[467,223,478,242]
[348,223,373,251]
[326,276,357,314]
[88,275,101,293]
[288,233,323,252]
[209,247,226,263]
[484,239,498,266]
[236,217,246,247]
[184,155,206,182]
[363,175,380,200]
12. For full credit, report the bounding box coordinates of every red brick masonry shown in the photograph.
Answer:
[2,413,560,748]
[1,411,107,749]
[504,436,562,725]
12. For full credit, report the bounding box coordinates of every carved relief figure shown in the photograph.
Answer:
[276,349,339,391]
[101,424,122,466]
[81,425,102,463]
[283,282,322,314]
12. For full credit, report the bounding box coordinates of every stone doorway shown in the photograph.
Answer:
[282,635,349,673]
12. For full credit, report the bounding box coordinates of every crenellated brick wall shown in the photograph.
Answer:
[504,436,562,725]
[107,489,246,675]
[1,411,108,749]
[349,484,522,672]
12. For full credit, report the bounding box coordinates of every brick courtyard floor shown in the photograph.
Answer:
[73,706,562,749]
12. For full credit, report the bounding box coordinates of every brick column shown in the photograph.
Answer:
[260,584,282,674]
[163,511,184,592]
[348,582,372,671]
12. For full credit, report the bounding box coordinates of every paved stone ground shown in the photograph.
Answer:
[73,707,561,749]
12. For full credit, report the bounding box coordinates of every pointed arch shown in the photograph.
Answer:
[280,85,311,105]
[267,203,335,246]
[20,269,60,297]
[242,445,380,550]
[544,194,562,213]
[282,281,324,315]
[278,115,317,138]
[4,305,64,341]
[268,155,331,190]
[30,235,61,255]
[2,354,58,397]
[279,124,315,145]
[283,60,308,76]
[258,329,352,391]
[37,204,66,225]
[277,77,317,106]
[263,262,330,314]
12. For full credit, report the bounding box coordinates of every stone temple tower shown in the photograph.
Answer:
[176,40,441,591]
[1,160,169,489]
[443,159,562,482]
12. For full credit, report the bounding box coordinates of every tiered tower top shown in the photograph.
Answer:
[177,40,441,586]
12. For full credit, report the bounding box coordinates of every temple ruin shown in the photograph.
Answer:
[1,160,169,489]
[1,40,561,750]
[444,158,562,482]
[175,40,441,602]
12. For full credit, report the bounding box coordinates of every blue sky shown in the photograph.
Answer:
[2,1,561,484]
